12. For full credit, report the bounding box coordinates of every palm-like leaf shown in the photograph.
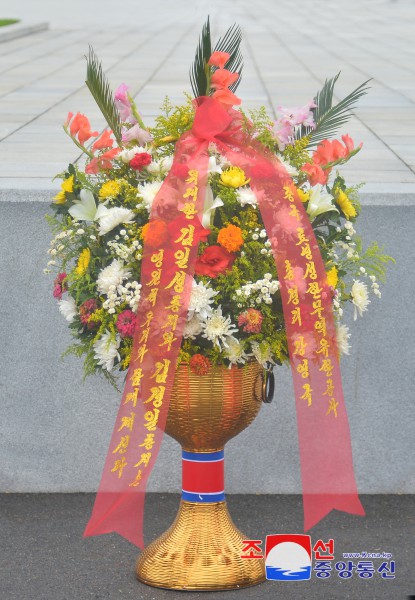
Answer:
[189,17,212,98]
[85,46,122,144]
[213,24,243,93]
[299,73,371,147]
[189,17,244,98]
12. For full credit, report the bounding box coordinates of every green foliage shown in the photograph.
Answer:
[354,239,395,283]
[299,73,370,147]
[85,46,122,144]
[189,17,243,98]
[150,96,195,152]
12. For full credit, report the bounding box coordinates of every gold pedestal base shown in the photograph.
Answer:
[136,500,265,591]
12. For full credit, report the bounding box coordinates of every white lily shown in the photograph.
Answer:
[306,184,339,221]
[68,189,107,222]
[202,185,224,228]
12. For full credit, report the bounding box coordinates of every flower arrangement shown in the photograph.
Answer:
[45,24,392,387]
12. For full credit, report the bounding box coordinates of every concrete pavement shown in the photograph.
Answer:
[0,0,415,194]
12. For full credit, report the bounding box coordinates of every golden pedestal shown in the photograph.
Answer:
[136,362,266,591]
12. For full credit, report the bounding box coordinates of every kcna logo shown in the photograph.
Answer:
[265,534,312,581]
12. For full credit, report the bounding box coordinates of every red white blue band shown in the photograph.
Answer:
[182,450,225,503]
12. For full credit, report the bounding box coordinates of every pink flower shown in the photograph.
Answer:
[122,124,153,144]
[116,310,137,338]
[276,100,316,128]
[208,51,230,69]
[53,272,67,300]
[114,83,134,121]
[272,119,294,150]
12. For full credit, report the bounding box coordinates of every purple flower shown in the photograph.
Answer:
[114,83,134,122]
[122,123,153,145]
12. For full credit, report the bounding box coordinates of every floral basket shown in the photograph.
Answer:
[45,17,392,591]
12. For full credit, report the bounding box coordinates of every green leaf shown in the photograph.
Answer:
[299,73,371,147]
[189,17,244,98]
[189,16,212,98]
[85,46,122,144]
[213,23,243,93]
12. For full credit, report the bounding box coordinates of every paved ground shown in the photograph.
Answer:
[0,0,415,194]
[1,493,414,600]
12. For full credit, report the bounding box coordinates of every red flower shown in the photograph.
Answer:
[53,272,67,300]
[79,298,99,330]
[130,152,152,171]
[92,129,114,151]
[301,162,329,186]
[116,310,137,338]
[194,245,235,278]
[189,354,211,375]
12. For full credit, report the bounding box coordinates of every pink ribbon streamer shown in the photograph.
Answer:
[84,97,364,548]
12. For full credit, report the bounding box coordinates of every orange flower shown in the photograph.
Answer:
[301,162,329,186]
[211,68,239,90]
[208,51,230,69]
[189,354,211,375]
[142,220,169,248]
[92,130,114,151]
[212,88,241,106]
[69,112,98,145]
[217,224,244,253]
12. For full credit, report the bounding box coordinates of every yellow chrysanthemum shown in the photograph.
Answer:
[75,248,91,276]
[220,167,250,188]
[335,190,357,220]
[53,175,74,204]
[99,180,121,201]
[296,188,310,203]
[326,266,338,289]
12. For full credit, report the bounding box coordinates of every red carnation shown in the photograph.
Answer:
[189,354,211,376]
[130,152,152,171]
[116,309,137,338]
[79,298,99,330]
[194,245,235,278]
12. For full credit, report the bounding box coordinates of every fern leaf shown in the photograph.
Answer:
[85,46,122,144]
[299,73,371,147]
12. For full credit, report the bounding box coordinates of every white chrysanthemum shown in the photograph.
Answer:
[118,145,150,164]
[224,336,248,367]
[251,341,275,368]
[97,259,131,296]
[137,181,163,212]
[97,206,135,236]
[336,323,351,355]
[278,157,298,177]
[236,187,257,207]
[202,307,238,349]
[306,184,338,221]
[93,330,120,371]
[351,279,370,320]
[188,280,218,320]
[146,154,173,175]
[183,315,203,339]
[58,296,77,323]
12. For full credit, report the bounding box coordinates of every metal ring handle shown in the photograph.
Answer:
[262,364,275,403]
